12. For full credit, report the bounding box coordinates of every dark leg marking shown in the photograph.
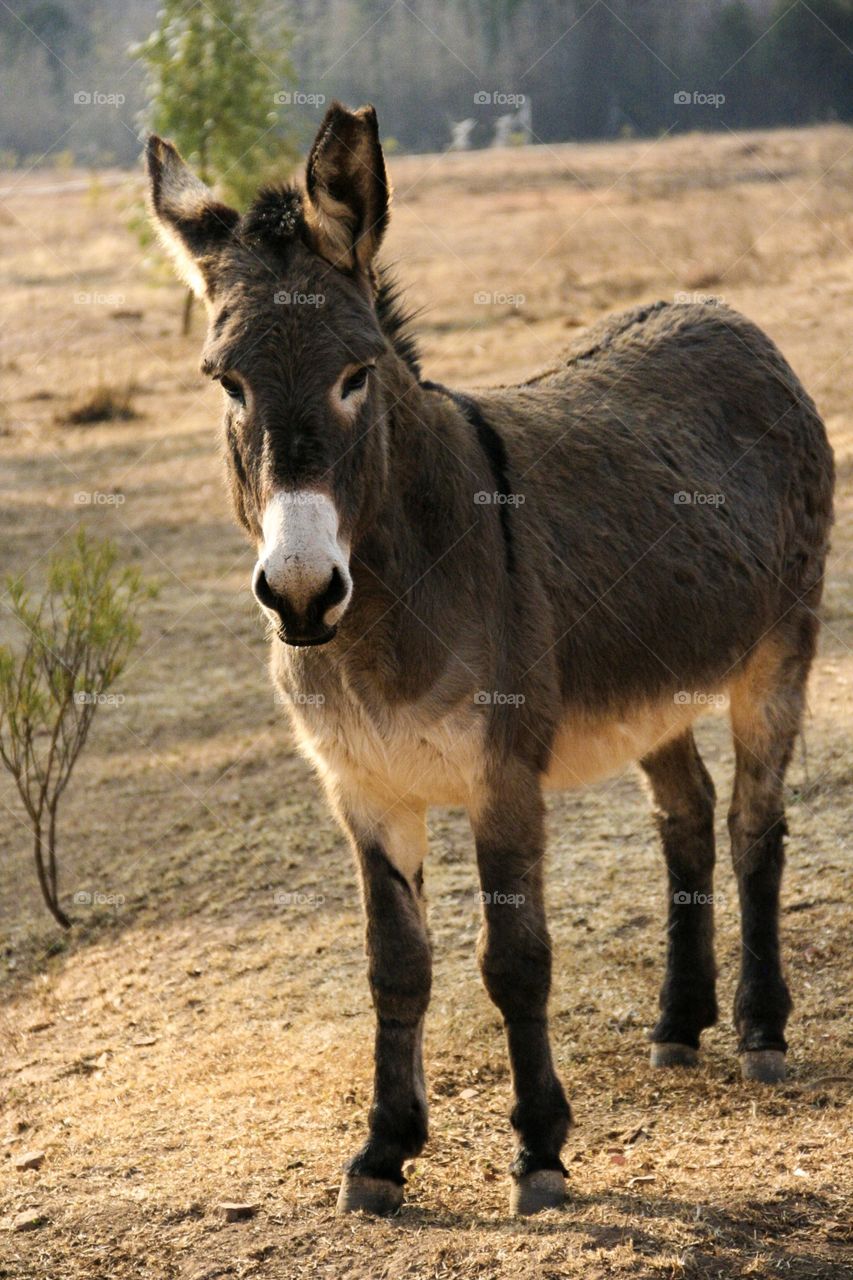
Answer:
[473,778,571,1214]
[728,626,816,1082]
[641,730,718,1064]
[337,838,431,1213]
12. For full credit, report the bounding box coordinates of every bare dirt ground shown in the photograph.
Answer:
[1,126,851,1279]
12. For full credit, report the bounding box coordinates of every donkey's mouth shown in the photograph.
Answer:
[277,623,338,648]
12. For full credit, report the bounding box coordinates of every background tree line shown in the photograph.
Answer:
[0,0,851,169]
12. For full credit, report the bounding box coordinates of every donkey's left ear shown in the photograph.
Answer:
[145,135,239,298]
[304,102,390,275]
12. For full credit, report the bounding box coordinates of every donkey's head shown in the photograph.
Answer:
[146,104,393,646]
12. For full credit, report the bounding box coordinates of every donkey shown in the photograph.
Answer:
[146,103,833,1217]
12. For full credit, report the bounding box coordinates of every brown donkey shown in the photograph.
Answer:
[146,104,833,1217]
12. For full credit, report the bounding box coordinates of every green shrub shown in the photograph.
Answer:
[0,530,151,927]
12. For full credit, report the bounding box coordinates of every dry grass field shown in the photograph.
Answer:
[1,125,852,1279]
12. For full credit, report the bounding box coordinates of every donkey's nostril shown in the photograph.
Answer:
[316,566,348,618]
[252,564,279,612]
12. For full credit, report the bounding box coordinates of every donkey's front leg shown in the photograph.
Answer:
[336,801,431,1216]
[473,773,571,1216]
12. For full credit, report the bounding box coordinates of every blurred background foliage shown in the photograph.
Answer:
[0,0,851,173]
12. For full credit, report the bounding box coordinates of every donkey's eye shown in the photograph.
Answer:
[341,365,371,399]
[220,376,245,405]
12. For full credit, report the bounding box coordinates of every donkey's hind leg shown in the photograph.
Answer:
[728,624,815,1083]
[641,730,718,1069]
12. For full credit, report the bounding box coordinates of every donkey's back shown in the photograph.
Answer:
[478,299,832,721]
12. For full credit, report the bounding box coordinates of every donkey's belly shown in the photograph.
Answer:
[291,686,724,806]
[544,697,713,789]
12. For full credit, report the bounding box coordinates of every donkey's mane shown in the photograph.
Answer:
[374,270,422,376]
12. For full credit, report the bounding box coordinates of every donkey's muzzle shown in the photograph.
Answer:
[253,563,346,647]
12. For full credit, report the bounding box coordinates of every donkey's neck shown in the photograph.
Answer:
[346,347,499,640]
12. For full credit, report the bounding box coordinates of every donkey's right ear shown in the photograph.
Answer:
[145,136,239,298]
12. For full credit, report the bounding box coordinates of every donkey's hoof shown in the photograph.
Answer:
[650,1042,699,1069]
[510,1169,566,1216]
[741,1049,786,1084]
[335,1174,404,1216]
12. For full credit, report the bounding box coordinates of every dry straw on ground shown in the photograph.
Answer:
[59,382,138,427]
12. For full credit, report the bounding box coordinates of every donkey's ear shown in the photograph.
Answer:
[304,103,389,275]
[145,135,239,298]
